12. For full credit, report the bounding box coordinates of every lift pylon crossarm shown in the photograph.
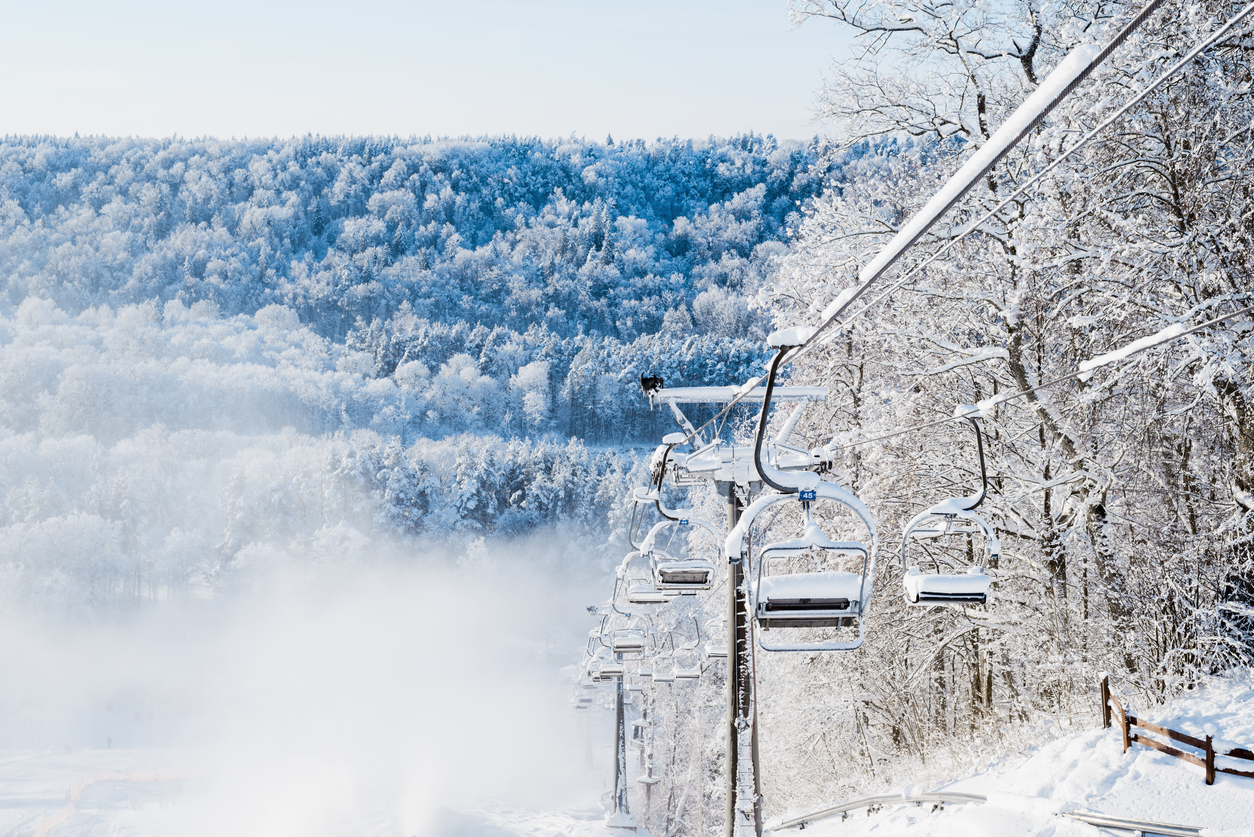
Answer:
[646,384,828,406]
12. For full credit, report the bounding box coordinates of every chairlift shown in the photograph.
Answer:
[652,671,676,684]
[610,626,648,657]
[674,655,703,680]
[703,618,728,659]
[628,436,697,547]
[900,411,997,606]
[639,517,722,593]
[731,332,879,652]
[637,754,662,785]
[615,551,679,606]
[655,557,715,590]
[597,660,626,680]
[650,637,677,682]
[663,617,705,679]
[751,498,874,651]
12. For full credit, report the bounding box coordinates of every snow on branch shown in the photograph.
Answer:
[1076,323,1186,382]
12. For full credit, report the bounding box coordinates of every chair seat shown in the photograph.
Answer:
[903,567,990,604]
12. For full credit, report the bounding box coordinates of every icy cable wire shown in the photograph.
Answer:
[662,0,1170,449]
[824,302,1254,453]
[786,0,1254,362]
[791,0,1170,350]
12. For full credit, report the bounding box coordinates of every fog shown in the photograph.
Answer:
[0,301,637,833]
[0,552,609,835]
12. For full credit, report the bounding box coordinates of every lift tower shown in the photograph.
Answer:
[642,380,827,837]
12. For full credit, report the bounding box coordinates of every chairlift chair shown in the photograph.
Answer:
[728,332,879,652]
[617,551,679,606]
[900,411,997,606]
[610,626,648,658]
[649,636,677,682]
[637,753,663,785]
[703,618,728,659]
[627,445,695,548]
[639,517,722,594]
[654,556,716,591]
[660,617,704,679]
[752,497,874,651]
[673,653,703,680]
[596,660,626,680]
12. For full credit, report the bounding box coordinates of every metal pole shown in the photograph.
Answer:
[751,662,763,836]
[614,675,630,818]
[725,481,740,837]
[725,481,759,836]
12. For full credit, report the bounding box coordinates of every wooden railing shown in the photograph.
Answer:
[1101,675,1254,785]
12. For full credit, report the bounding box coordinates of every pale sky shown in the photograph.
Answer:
[0,0,852,141]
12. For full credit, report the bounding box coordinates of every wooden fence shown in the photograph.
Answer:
[1101,675,1254,785]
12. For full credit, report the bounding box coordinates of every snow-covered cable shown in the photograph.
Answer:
[659,0,1172,449]
[804,0,1169,340]
[793,0,1254,355]
[825,303,1254,453]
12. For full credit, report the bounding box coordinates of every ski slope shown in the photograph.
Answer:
[3,674,1250,836]
[2,558,1250,837]
[767,670,1254,836]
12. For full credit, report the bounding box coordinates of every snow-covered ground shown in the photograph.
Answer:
[0,560,615,836]
[767,671,1254,837]
[5,673,1251,837]
[4,557,1251,837]
[0,746,616,836]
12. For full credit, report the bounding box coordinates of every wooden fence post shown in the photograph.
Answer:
[1206,735,1215,786]
[1121,712,1131,754]
[1100,676,1111,729]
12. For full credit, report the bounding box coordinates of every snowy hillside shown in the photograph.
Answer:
[766,671,1254,836]
[3,661,1250,835]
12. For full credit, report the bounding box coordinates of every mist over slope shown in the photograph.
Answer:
[0,298,645,617]
[0,551,607,836]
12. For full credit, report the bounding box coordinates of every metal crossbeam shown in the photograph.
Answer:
[651,386,827,405]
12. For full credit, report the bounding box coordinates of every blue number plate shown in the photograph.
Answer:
[799,489,817,501]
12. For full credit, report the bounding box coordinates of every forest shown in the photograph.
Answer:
[2,0,1254,829]
[0,133,838,614]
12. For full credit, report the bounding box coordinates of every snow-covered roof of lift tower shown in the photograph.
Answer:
[650,385,827,404]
